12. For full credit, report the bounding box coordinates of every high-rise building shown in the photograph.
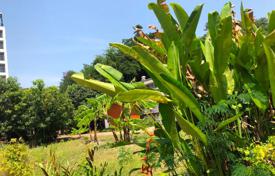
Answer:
[0,13,8,79]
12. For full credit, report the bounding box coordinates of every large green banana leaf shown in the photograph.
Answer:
[170,3,188,32]
[174,110,208,146]
[161,74,205,123]
[263,43,275,107]
[136,37,166,56]
[148,2,180,49]
[95,63,127,92]
[159,103,181,149]
[71,73,116,96]
[116,89,171,103]
[202,4,232,102]
[167,42,181,81]
[180,4,203,52]
[268,10,275,33]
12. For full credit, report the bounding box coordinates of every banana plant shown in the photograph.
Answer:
[200,2,233,102]
[110,1,275,175]
[73,94,112,144]
[72,63,170,142]
[72,1,275,175]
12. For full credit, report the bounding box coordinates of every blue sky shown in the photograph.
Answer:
[1,0,275,87]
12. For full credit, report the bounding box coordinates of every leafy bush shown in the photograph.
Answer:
[0,139,32,176]
[235,136,275,175]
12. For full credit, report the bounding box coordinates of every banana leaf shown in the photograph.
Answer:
[161,73,206,123]
[71,73,116,96]
[148,2,180,48]
[136,37,166,56]
[268,10,275,33]
[174,110,208,146]
[95,63,127,92]
[167,42,181,81]
[263,43,275,107]
[170,3,188,32]
[159,103,181,149]
[116,89,171,103]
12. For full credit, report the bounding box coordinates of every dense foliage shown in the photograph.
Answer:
[73,1,275,175]
[0,78,74,145]
[0,139,32,176]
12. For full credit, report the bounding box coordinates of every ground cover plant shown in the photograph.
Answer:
[72,0,275,175]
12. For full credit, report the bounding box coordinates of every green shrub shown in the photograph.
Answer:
[236,136,275,175]
[0,139,32,176]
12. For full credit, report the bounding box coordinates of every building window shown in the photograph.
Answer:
[0,41,3,49]
[0,30,2,38]
[0,52,4,61]
[0,64,5,72]
[0,75,6,80]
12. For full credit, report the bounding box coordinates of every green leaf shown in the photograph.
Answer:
[208,12,220,42]
[159,103,181,149]
[263,43,275,107]
[240,3,253,32]
[170,3,188,31]
[122,82,146,90]
[224,68,235,95]
[148,3,180,45]
[136,37,166,56]
[264,30,275,46]
[95,64,123,81]
[116,89,171,103]
[201,36,214,72]
[268,10,275,33]
[71,73,116,96]
[215,114,242,131]
[95,63,127,92]
[220,2,232,19]
[160,73,205,123]
[174,110,208,146]
[111,44,171,78]
[237,66,268,110]
[178,4,203,69]
[167,42,181,80]
[181,4,203,49]
[214,16,232,74]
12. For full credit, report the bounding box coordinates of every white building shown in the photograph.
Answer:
[0,13,8,79]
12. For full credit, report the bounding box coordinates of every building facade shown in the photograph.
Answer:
[0,13,8,79]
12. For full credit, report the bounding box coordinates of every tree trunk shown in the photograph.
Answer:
[111,129,119,142]
[123,126,131,142]
[94,118,99,145]
[119,129,123,141]
[89,129,93,142]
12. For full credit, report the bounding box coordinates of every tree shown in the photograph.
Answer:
[255,17,268,34]
[66,84,98,108]
[59,70,76,93]
[25,80,74,145]
[0,77,29,140]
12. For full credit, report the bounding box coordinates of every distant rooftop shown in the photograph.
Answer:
[0,13,3,26]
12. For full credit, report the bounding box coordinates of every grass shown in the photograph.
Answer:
[29,133,146,175]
